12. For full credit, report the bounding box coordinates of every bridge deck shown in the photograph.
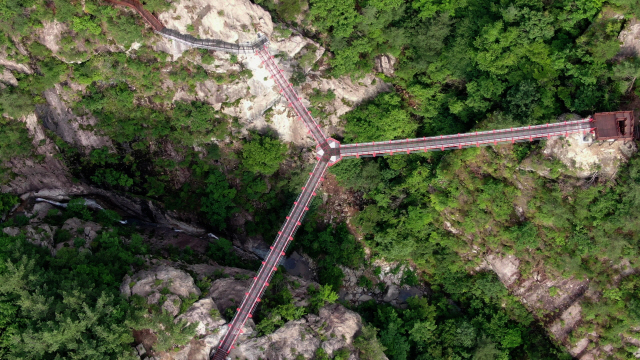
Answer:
[340,119,594,158]
[160,28,268,54]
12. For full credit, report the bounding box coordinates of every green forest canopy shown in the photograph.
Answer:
[1,0,640,359]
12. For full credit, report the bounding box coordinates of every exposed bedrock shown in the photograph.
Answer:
[117,262,365,360]
[152,0,391,146]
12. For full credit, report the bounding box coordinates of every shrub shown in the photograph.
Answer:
[241,134,287,176]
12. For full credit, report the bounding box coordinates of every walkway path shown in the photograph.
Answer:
[339,119,593,158]
[104,2,600,359]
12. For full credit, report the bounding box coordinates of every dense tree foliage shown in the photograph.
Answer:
[307,0,640,138]
[0,201,204,359]
[330,142,640,357]
[241,134,288,176]
[355,269,570,360]
[201,170,238,229]
[296,223,365,291]
[343,93,418,142]
[2,0,640,358]
[0,206,143,359]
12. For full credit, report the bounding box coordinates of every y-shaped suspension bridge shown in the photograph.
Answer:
[106,2,624,359]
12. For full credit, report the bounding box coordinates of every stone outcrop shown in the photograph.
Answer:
[38,86,112,151]
[0,56,32,74]
[339,259,428,307]
[0,68,18,87]
[618,18,640,59]
[121,263,362,360]
[542,131,637,179]
[37,20,67,55]
[150,0,390,146]
[121,265,201,299]
[374,54,396,77]
[517,115,637,180]
[230,304,362,360]
[207,277,253,313]
[485,254,520,287]
[175,298,226,336]
[480,249,636,359]
[162,294,182,316]
[3,224,56,255]
[157,0,273,48]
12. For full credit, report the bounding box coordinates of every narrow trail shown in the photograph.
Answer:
[104,2,608,359]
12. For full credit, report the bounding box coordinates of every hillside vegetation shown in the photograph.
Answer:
[0,0,639,359]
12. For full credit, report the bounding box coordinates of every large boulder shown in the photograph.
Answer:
[58,217,102,250]
[374,54,396,77]
[162,294,182,316]
[175,298,226,336]
[618,18,640,59]
[208,277,252,313]
[39,86,112,151]
[121,265,201,299]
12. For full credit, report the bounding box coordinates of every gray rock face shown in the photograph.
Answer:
[121,264,364,360]
[383,285,399,302]
[147,291,162,305]
[2,227,19,237]
[162,295,182,317]
[374,54,396,77]
[157,0,273,51]
[485,254,520,287]
[27,201,54,222]
[123,265,201,299]
[0,68,18,86]
[230,304,361,360]
[37,20,66,54]
[531,125,637,180]
[618,18,640,59]
[0,57,32,74]
[149,0,391,146]
[175,298,226,336]
[208,277,253,313]
[120,274,132,298]
[58,217,102,251]
[6,224,56,255]
[39,86,112,151]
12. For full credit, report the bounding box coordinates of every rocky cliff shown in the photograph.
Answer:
[456,130,640,360]
[120,263,365,360]
[0,0,391,226]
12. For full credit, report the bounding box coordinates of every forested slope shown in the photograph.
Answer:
[270,0,640,358]
[0,0,639,359]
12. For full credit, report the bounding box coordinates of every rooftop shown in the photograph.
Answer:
[593,111,636,140]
